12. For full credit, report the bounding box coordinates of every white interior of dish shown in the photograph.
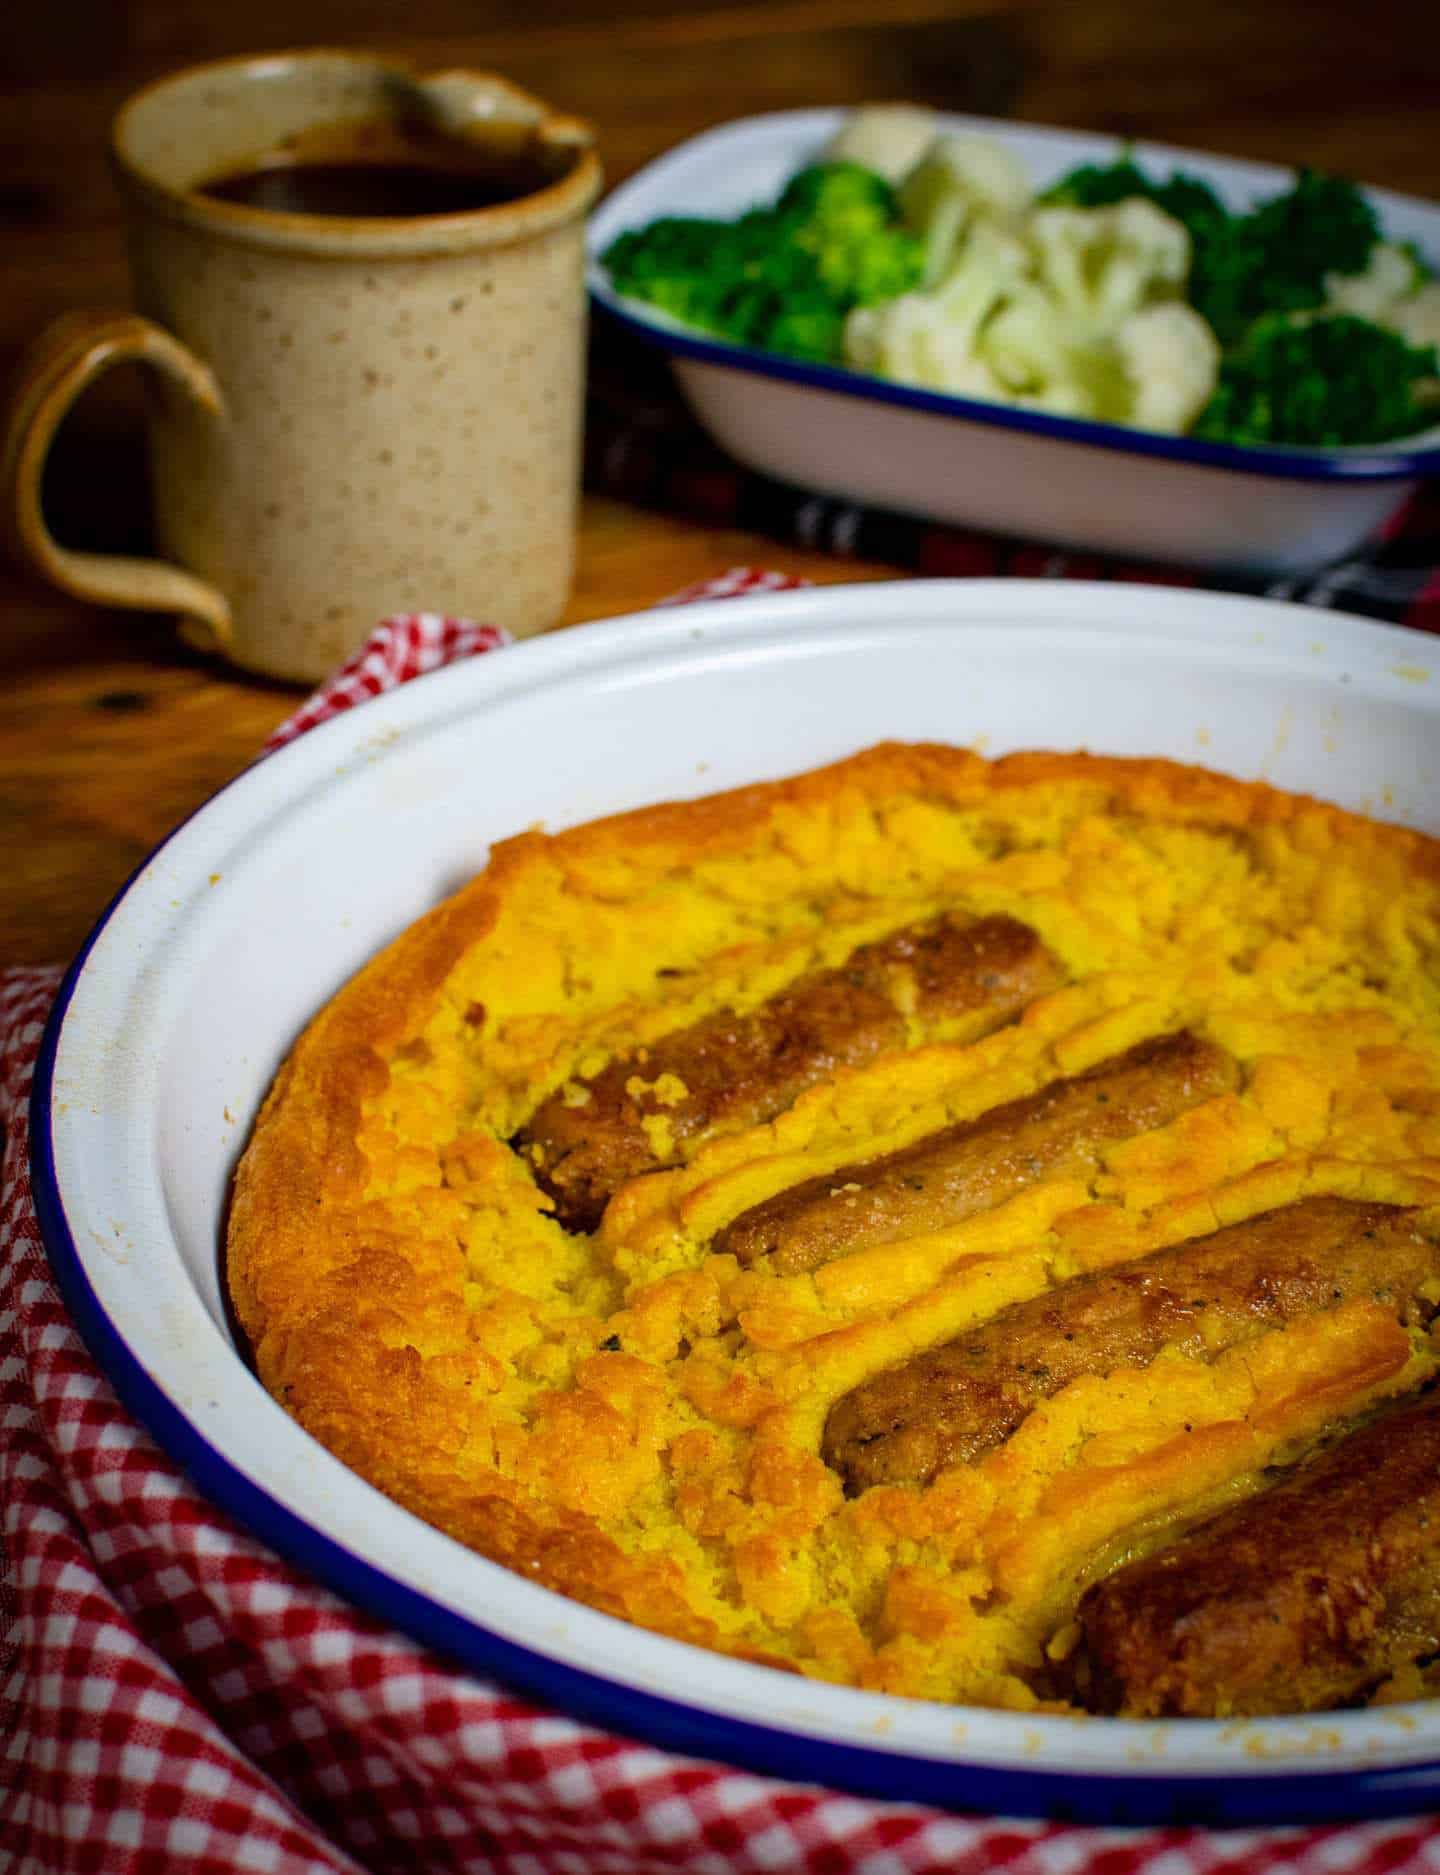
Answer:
[587,109,1440,458]
[47,581,1440,1781]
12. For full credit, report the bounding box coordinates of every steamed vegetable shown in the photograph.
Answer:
[1188,168,1383,345]
[899,135,1033,283]
[1193,314,1440,447]
[774,164,926,305]
[1040,152,1439,442]
[1388,282,1440,353]
[601,161,923,363]
[602,109,1440,448]
[823,103,937,185]
[844,223,1037,403]
[1114,304,1224,433]
[1040,156,1231,259]
[1323,241,1430,322]
[1026,200,1190,337]
[844,206,1220,432]
[1047,157,1391,345]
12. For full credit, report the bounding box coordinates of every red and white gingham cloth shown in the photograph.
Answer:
[6,575,1440,1874]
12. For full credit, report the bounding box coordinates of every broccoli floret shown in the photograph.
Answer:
[1193,313,1440,446]
[602,216,747,333]
[1042,156,1230,256]
[822,229,927,307]
[603,211,814,353]
[1191,170,1380,345]
[775,161,898,231]
[764,297,849,364]
[778,164,924,307]
[602,163,922,364]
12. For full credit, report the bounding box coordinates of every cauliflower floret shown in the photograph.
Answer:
[979,288,1126,419]
[1325,242,1429,323]
[844,221,1031,392]
[824,104,938,186]
[1321,244,1440,361]
[846,185,1218,433]
[1114,302,1222,432]
[1384,280,1440,355]
[1028,198,1191,340]
[898,135,1034,284]
[845,295,1010,398]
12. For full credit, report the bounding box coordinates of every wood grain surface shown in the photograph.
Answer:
[2,0,1436,964]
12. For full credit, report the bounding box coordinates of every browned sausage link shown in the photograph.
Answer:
[515,913,1063,1233]
[718,1030,1238,1276]
[822,1198,1436,1495]
[1066,1388,1440,1718]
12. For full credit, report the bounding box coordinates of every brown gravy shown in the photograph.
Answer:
[197,123,565,218]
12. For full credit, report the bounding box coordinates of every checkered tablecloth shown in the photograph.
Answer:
[6,577,1440,1874]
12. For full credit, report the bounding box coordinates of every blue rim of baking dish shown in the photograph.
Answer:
[590,291,1440,486]
[25,647,1440,1830]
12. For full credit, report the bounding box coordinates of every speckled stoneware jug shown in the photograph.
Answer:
[1,51,602,681]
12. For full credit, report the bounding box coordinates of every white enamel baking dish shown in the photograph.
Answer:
[32,580,1440,1825]
[588,112,1440,577]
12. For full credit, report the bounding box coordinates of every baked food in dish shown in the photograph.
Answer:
[227,742,1440,1716]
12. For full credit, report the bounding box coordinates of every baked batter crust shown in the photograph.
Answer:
[227,742,1440,1713]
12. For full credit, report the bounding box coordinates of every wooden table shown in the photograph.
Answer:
[3,0,1437,966]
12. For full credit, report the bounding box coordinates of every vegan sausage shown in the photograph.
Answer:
[823,1197,1437,1494]
[717,1030,1237,1274]
[516,912,1063,1232]
[1066,1388,1440,1717]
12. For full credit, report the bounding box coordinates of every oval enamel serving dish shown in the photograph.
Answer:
[588,111,1440,578]
[32,580,1440,1825]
